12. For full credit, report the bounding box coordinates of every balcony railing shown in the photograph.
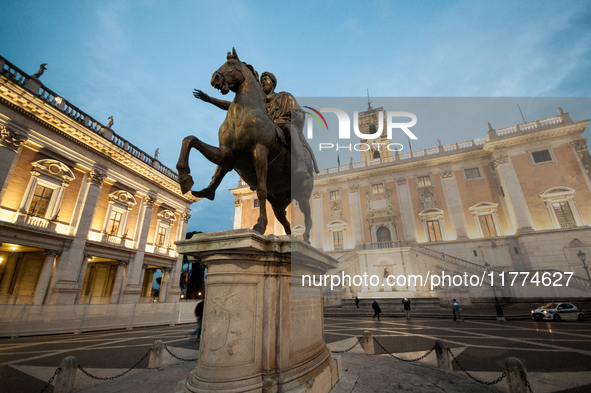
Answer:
[0,55,179,183]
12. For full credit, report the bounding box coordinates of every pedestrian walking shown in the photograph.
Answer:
[453,299,462,321]
[402,297,411,320]
[355,296,360,308]
[372,299,381,321]
[191,300,204,340]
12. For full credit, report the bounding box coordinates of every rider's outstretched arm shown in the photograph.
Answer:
[194,89,231,111]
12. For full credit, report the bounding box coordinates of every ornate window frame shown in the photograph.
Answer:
[154,210,177,252]
[102,190,137,239]
[18,159,75,223]
[418,208,447,242]
[469,202,503,238]
[327,219,347,251]
[540,187,583,229]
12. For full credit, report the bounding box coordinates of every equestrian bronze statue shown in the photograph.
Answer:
[176,49,317,243]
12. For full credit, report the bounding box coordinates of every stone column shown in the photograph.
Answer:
[440,170,469,239]
[312,191,324,249]
[74,255,91,304]
[0,125,28,203]
[142,267,155,298]
[395,178,417,242]
[490,154,534,234]
[347,185,363,246]
[0,254,20,295]
[110,261,128,304]
[121,195,155,303]
[168,212,190,302]
[233,199,242,229]
[159,267,169,302]
[32,250,59,305]
[49,170,105,304]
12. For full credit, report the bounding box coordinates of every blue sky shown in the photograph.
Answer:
[2,1,590,233]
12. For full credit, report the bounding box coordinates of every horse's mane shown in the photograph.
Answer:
[243,63,259,83]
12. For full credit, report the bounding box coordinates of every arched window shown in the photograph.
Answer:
[376,227,391,243]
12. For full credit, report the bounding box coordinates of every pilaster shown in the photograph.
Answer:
[490,154,534,234]
[347,184,363,246]
[312,191,324,249]
[0,125,28,203]
[121,195,155,303]
[48,169,105,304]
[395,178,417,242]
[440,170,469,239]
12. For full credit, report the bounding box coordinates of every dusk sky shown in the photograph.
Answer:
[2,1,590,234]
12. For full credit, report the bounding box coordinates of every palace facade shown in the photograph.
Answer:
[232,105,591,299]
[0,56,196,306]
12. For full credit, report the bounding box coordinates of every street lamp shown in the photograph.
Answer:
[484,261,505,321]
[577,250,591,284]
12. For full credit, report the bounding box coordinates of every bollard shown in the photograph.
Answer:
[435,339,453,372]
[505,357,529,393]
[54,356,77,393]
[148,340,164,369]
[362,330,375,356]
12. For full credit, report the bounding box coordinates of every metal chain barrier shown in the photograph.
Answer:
[524,370,534,393]
[163,345,199,362]
[77,348,152,381]
[447,348,508,386]
[330,337,362,353]
[372,336,435,362]
[39,367,61,393]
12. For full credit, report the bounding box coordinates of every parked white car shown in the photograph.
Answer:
[531,302,585,322]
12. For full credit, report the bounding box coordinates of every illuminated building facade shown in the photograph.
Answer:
[0,56,196,306]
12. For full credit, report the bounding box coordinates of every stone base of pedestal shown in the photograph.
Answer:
[175,229,340,393]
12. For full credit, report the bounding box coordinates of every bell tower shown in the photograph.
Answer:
[358,102,392,162]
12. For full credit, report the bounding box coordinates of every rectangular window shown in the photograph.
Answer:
[107,211,123,235]
[372,184,384,194]
[426,220,443,242]
[28,185,53,217]
[417,176,431,187]
[157,226,168,247]
[329,190,340,201]
[532,149,552,163]
[552,202,577,228]
[465,167,481,179]
[333,230,343,251]
[253,199,260,208]
[478,214,498,237]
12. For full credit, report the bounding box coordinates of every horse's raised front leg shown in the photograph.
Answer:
[191,165,229,200]
[176,135,231,194]
[252,144,269,235]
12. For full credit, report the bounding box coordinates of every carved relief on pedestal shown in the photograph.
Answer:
[205,289,244,356]
[0,126,28,152]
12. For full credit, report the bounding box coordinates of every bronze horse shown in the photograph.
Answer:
[176,49,314,242]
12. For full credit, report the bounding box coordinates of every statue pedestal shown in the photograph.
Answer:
[176,229,341,393]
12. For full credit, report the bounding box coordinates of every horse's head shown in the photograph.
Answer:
[211,48,247,95]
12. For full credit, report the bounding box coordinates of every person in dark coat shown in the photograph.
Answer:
[372,299,381,321]
[453,299,462,321]
[355,296,360,308]
[191,300,204,340]
[402,297,411,320]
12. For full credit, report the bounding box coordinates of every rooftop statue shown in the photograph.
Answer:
[176,49,317,243]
